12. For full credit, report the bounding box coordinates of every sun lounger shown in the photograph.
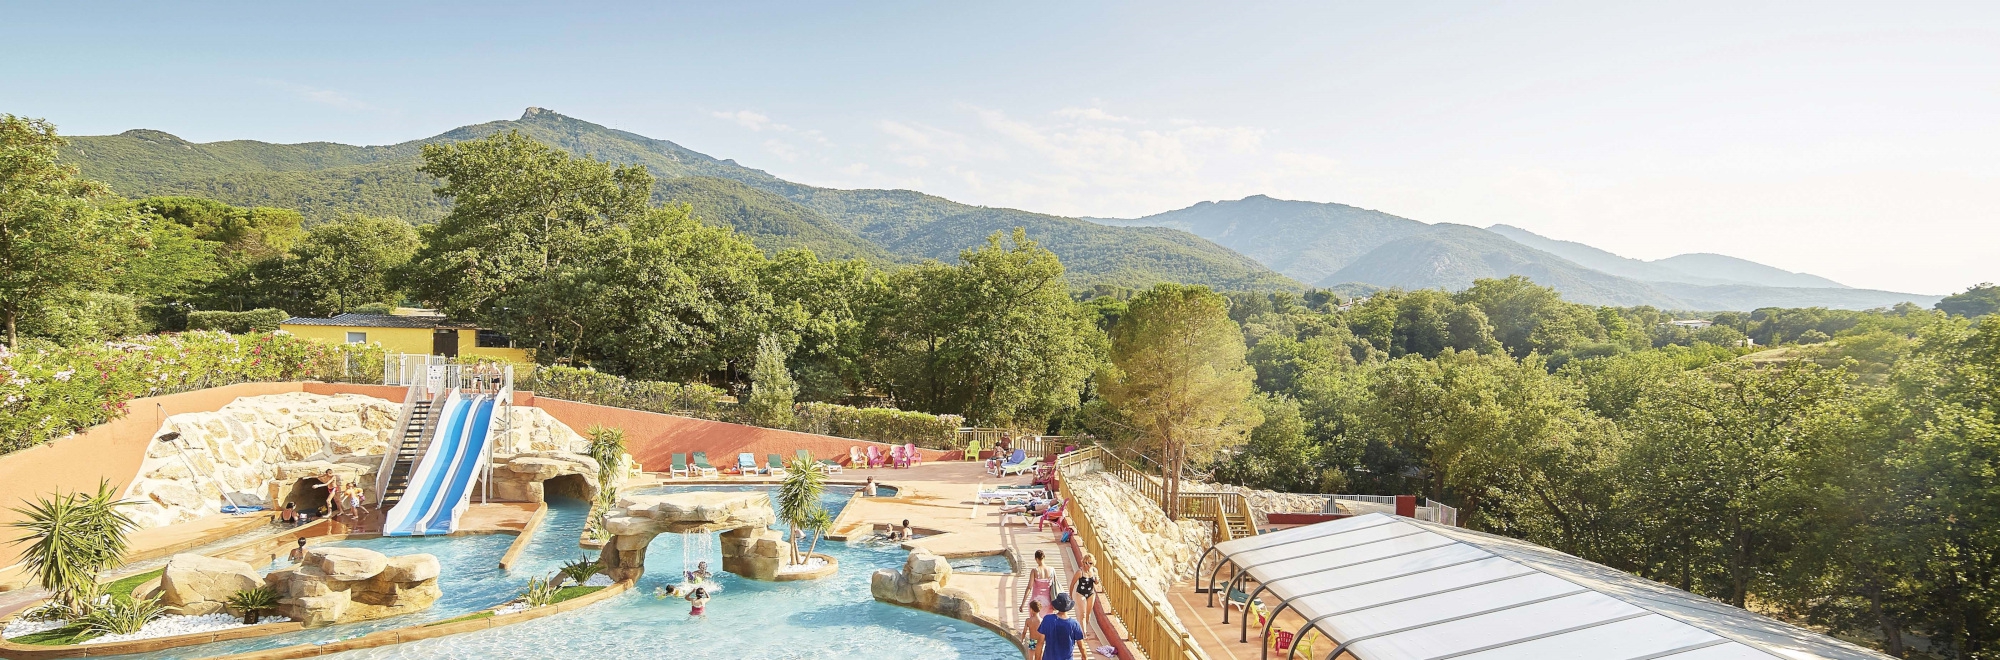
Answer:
[691,452,718,477]
[766,453,787,476]
[976,489,1044,504]
[797,449,841,473]
[671,453,690,478]
[737,452,758,475]
[998,449,1040,475]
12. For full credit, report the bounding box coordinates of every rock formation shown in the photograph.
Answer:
[265,547,441,626]
[1065,471,1211,632]
[488,452,606,503]
[871,551,980,622]
[596,491,781,582]
[157,553,260,615]
[119,392,594,529]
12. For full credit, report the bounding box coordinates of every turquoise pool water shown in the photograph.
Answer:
[106,485,1015,659]
[949,554,1015,574]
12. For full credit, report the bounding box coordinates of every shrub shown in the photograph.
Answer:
[557,557,599,587]
[79,595,165,636]
[520,575,560,607]
[0,331,388,455]
[226,586,279,623]
[185,308,289,333]
[20,292,149,345]
[524,366,725,418]
[6,480,138,611]
[792,402,961,449]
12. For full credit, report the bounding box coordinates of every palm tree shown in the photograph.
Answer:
[802,506,833,562]
[6,480,138,610]
[775,458,825,565]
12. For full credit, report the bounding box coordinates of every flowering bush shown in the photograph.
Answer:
[0,332,387,455]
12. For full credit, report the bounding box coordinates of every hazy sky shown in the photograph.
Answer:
[7,2,1996,294]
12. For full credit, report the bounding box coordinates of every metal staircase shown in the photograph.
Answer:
[377,400,433,510]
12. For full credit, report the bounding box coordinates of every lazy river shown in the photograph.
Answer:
[102,486,1015,660]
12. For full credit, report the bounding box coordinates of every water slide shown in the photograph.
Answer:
[418,396,495,535]
[382,390,498,536]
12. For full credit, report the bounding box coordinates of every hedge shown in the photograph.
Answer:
[522,366,726,418]
[519,366,962,448]
[0,331,386,455]
[186,308,289,334]
[793,402,961,449]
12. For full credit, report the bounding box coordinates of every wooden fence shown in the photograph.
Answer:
[1056,446,1212,660]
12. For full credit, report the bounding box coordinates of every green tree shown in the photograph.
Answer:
[1099,283,1261,516]
[401,131,651,320]
[745,334,798,428]
[776,458,826,565]
[867,230,1102,424]
[1935,283,2000,319]
[0,116,133,347]
[278,215,419,316]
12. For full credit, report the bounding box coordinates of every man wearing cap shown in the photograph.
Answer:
[1037,592,1088,660]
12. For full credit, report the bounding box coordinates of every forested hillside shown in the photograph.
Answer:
[62,108,1297,291]
[1098,195,1933,310]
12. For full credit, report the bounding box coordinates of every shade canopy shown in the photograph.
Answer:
[1209,513,1891,660]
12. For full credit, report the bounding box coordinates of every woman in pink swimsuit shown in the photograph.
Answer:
[687,587,709,616]
[1020,549,1055,613]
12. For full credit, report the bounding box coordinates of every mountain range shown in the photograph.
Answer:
[1092,195,1936,310]
[60,108,1937,310]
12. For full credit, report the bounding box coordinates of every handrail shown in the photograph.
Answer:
[1055,445,1210,660]
[375,379,425,505]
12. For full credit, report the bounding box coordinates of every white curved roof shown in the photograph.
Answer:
[1213,513,1891,660]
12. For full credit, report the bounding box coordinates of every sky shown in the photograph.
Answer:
[5,2,1997,294]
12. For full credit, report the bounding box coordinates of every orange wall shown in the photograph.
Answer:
[0,382,306,571]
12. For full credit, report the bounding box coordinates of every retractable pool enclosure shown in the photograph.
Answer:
[1197,513,1892,660]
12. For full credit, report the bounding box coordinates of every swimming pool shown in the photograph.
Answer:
[317,484,1014,660]
[948,554,1015,574]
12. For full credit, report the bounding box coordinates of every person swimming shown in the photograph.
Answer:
[686,560,713,583]
[687,586,709,616]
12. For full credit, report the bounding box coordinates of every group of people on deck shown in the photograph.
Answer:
[1020,548,1101,660]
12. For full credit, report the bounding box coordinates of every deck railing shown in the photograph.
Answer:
[1055,446,1209,660]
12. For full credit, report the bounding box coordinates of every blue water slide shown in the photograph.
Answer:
[418,396,496,535]
[383,391,471,536]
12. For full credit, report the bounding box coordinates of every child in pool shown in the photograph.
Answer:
[687,587,709,616]
[687,560,713,583]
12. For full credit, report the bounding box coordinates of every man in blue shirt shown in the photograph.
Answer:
[1038,592,1089,660]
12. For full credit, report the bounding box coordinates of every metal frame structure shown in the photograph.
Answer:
[1193,513,1894,660]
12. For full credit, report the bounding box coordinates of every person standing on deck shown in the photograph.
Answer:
[1038,593,1088,660]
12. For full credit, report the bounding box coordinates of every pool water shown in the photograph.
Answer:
[948,554,1015,574]
[107,485,1016,659]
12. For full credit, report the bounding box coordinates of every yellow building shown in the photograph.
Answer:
[280,313,533,363]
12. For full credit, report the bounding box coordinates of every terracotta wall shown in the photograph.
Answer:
[0,382,306,571]
[519,396,952,471]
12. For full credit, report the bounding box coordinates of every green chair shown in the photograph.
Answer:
[691,451,719,477]
[964,439,981,461]
[766,453,788,477]
[671,453,690,478]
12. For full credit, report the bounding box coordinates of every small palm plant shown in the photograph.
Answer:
[80,595,166,636]
[227,586,280,624]
[6,480,138,613]
[775,458,825,565]
[585,425,626,487]
[801,506,833,563]
[521,574,560,607]
[557,557,599,587]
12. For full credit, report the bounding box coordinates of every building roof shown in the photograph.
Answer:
[1211,513,1889,660]
[280,313,476,329]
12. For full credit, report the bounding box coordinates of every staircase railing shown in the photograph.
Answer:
[375,378,427,505]
[1054,446,1210,660]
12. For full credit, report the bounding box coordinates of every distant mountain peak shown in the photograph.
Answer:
[521,106,559,120]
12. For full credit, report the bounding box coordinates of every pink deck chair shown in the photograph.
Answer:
[903,443,923,467]
[866,445,887,468]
